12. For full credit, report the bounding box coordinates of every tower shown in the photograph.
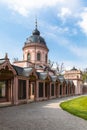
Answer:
[23,20,49,66]
[13,20,49,68]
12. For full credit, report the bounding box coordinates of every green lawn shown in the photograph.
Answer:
[60,96,87,120]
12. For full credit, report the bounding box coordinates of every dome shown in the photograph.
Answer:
[71,67,77,71]
[25,20,47,46]
[25,30,46,45]
[26,35,46,45]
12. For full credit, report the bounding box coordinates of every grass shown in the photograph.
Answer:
[60,96,87,120]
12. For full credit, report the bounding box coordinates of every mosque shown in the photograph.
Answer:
[0,21,84,106]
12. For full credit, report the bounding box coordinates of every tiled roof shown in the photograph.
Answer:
[12,65,34,77]
[37,72,48,80]
[22,68,33,77]
[12,65,23,75]
[58,75,64,83]
[50,75,57,82]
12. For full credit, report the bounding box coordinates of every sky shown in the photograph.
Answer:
[0,0,87,70]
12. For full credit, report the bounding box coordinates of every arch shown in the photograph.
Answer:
[0,60,16,103]
[0,60,17,76]
[0,68,14,80]
[27,53,31,61]
[37,52,41,61]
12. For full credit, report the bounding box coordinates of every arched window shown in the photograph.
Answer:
[27,53,31,61]
[37,52,41,61]
[45,54,47,63]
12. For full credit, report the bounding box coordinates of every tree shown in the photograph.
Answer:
[48,59,54,69]
[44,59,65,75]
[44,60,54,72]
[55,62,64,75]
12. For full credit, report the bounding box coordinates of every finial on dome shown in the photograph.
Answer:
[35,18,37,29]
[32,18,40,36]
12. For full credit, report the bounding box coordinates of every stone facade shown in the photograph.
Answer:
[64,67,83,95]
[0,22,84,106]
[0,58,75,105]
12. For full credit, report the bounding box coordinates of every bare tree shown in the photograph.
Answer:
[44,59,54,72]
[48,59,54,69]
[56,62,64,75]
[44,59,64,75]
[13,57,18,62]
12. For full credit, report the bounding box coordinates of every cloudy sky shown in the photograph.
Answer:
[0,0,87,70]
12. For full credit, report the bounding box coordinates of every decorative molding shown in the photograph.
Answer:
[0,60,17,75]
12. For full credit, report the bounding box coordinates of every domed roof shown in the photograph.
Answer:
[32,28,40,35]
[27,35,46,45]
[25,20,47,46]
[71,67,78,71]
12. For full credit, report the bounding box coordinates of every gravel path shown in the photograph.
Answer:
[0,96,87,130]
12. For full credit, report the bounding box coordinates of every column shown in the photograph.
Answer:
[11,79,13,102]
[55,83,57,97]
[68,85,70,96]
[54,82,56,97]
[62,84,63,97]
[26,79,29,103]
[50,83,51,98]
[35,81,38,101]
[64,84,66,96]
[8,80,11,101]
[11,79,14,104]
[13,77,18,105]
[66,85,68,96]
[58,83,60,97]
[64,85,66,96]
